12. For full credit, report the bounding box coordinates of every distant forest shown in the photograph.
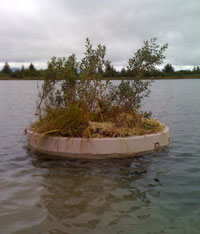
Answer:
[0,61,200,79]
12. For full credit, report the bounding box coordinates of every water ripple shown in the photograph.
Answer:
[1,80,200,234]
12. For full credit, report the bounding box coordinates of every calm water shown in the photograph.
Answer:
[0,80,200,234]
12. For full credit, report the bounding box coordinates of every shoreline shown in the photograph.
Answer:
[0,76,200,81]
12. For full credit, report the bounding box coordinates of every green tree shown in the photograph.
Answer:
[27,63,39,77]
[120,68,127,77]
[128,38,168,77]
[29,63,36,71]
[37,54,80,116]
[20,65,25,77]
[80,38,106,79]
[162,63,174,73]
[192,66,200,74]
[115,38,168,111]
[21,65,25,72]
[103,61,118,78]
[1,62,12,74]
[11,70,21,78]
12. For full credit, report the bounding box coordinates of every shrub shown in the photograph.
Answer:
[33,38,168,137]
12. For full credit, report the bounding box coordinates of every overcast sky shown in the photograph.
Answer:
[0,0,200,70]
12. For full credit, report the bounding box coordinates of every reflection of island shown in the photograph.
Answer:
[32,155,155,233]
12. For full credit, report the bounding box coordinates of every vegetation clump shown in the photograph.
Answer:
[32,38,168,138]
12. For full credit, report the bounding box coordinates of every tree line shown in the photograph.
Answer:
[0,62,41,78]
[1,61,200,79]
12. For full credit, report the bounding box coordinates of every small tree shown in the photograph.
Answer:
[27,63,39,77]
[103,61,119,78]
[20,65,25,77]
[1,62,12,74]
[163,63,174,73]
[194,66,200,73]
[120,68,128,77]
[29,63,36,71]
[38,39,109,115]
[114,38,168,112]
[43,55,79,107]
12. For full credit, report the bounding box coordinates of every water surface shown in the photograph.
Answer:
[0,80,200,234]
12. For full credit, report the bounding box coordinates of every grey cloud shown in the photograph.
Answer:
[0,0,200,69]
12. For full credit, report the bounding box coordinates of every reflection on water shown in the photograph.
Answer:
[32,154,155,234]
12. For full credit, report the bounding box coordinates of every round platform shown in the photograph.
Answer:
[26,125,170,159]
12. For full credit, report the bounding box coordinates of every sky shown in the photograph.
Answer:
[0,0,200,70]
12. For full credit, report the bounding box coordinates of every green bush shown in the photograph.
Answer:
[33,38,168,137]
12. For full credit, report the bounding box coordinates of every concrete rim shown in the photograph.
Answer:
[26,125,170,159]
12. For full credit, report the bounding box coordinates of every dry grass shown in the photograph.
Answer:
[86,114,164,138]
[31,107,164,138]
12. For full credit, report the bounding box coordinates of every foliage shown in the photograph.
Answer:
[27,63,39,76]
[128,38,168,76]
[119,38,168,111]
[11,70,21,78]
[29,63,36,71]
[9,63,41,78]
[1,62,12,74]
[193,66,200,72]
[114,38,168,112]
[103,61,119,78]
[33,38,168,137]
[37,39,110,117]
[162,63,174,73]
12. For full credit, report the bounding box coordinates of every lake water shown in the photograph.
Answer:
[0,80,200,234]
